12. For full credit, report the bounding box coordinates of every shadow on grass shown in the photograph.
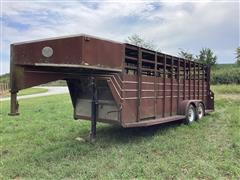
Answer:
[87,119,183,144]
[8,120,184,168]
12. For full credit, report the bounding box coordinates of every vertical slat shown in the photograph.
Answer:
[90,77,97,141]
[123,44,126,75]
[194,61,196,99]
[202,65,204,102]
[154,52,157,118]
[170,57,173,116]
[207,65,211,108]
[189,61,191,99]
[177,58,180,112]
[183,59,186,100]
[207,65,211,91]
[198,63,200,99]
[122,45,127,99]
[163,55,166,117]
[137,47,142,122]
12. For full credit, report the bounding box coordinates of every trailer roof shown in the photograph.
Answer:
[12,33,123,45]
[12,34,206,66]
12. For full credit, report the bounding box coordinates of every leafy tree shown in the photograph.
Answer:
[236,47,240,65]
[178,49,195,61]
[126,34,159,51]
[197,48,217,66]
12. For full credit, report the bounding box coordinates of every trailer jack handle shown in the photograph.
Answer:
[8,91,19,116]
[90,77,98,142]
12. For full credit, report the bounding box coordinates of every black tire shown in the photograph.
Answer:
[196,103,205,120]
[185,104,196,124]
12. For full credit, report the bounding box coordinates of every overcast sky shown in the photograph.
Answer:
[1,0,239,75]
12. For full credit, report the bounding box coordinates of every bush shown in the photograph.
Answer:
[211,64,240,84]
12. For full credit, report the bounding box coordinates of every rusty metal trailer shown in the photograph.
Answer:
[9,34,214,139]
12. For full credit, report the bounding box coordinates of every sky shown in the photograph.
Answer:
[0,0,239,75]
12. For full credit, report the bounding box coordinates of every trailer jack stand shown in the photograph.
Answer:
[8,91,19,116]
[90,77,98,142]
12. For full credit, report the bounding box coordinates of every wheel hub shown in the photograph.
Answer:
[188,108,195,122]
[198,105,204,119]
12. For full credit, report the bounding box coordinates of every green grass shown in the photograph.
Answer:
[0,86,240,179]
[1,87,48,97]
[211,84,240,94]
[0,74,9,84]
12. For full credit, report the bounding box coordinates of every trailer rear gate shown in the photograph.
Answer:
[9,35,214,139]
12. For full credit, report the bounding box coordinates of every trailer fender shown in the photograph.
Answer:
[178,100,203,116]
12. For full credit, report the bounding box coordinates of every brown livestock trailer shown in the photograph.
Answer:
[9,34,214,139]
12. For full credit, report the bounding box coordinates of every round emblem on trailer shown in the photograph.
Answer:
[42,46,53,58]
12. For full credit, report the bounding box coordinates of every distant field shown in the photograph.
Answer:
[1,87,48,97]
[0,85,239,179]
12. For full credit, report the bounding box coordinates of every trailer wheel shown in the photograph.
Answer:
[196,103,205,120]
[185,104,196,124]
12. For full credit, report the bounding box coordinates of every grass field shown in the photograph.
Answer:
[0,85,240,179]
[1,87,48,98]
[211,84,240,94]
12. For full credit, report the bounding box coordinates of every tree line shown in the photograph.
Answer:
[126,34,240,84]
[126,34,240,66]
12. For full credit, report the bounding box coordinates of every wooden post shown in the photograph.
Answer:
[8,91,19,116]
[9,45,19,116]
